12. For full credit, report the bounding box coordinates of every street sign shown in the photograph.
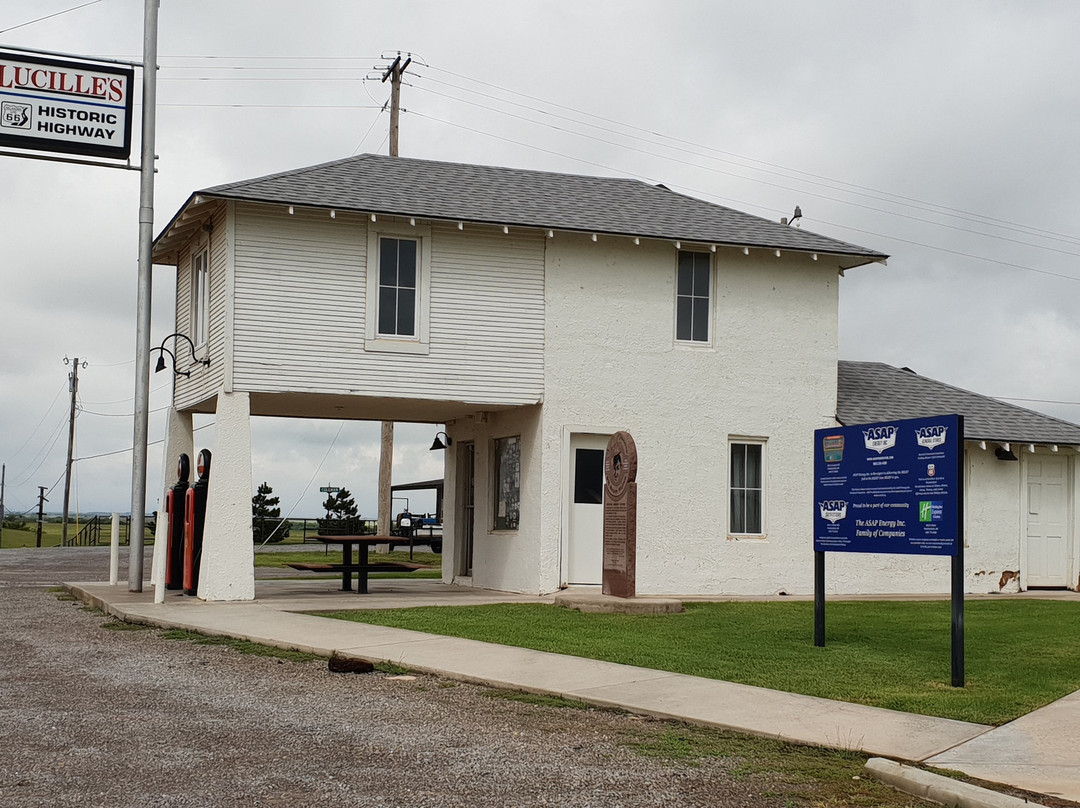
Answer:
[0,49,134,159]
[319,486,340,493]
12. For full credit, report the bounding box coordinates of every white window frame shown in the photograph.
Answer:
[728,438,766,537]
[190,245,210,348]
[365,222,431,354]
[674,250,714,346]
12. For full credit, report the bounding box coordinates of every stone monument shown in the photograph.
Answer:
[603,430,638,598]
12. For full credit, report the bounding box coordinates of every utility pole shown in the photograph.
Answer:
[36,486,48,548]
[377,53,411,537]
[62,357,86,545]
[129,0,160,591]
[381,53,411,159]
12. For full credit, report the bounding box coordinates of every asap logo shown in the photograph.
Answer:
[914,425,948,449]
[818,500,848,523]
[862,425,897,454]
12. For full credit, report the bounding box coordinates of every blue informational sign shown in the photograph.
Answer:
[814,414,963,556]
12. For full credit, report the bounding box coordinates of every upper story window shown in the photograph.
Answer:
[365,223,431,354]
[378,237,418,338]
[675,250,712,344]
[191,247,209,347]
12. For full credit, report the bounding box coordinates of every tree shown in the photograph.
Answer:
[322,489,358,519]
[252,481,289,543]
[318,488,360,534]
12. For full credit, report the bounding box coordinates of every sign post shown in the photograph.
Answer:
[813,414,965,686]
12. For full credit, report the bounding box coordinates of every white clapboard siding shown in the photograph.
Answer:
[230,206,544,405]
[173,203,227,410]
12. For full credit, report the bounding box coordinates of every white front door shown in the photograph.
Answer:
[1025,454,1070,588]
[567,433,609,585]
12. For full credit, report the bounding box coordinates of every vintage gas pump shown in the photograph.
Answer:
[183,449,212,596]
[164,453,190,590]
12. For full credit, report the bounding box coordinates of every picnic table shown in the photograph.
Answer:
[288,535,419,593]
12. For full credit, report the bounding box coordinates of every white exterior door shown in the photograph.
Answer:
[567,434,609,585]
[1025,455,1070,588]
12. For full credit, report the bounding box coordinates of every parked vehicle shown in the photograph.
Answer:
[389,511,443,553]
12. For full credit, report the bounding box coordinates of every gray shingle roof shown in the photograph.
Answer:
[185,153,885,261]
[837,360,1080,445]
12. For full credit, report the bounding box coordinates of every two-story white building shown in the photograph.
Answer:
[152,153,894,601]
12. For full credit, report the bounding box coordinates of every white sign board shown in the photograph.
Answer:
[0,50,134,159]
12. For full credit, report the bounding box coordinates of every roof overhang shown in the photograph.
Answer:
[152,193,220,265]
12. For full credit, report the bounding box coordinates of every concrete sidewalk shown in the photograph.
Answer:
[69,577,1079,804]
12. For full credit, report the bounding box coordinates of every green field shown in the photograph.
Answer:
[319,598,1080,726]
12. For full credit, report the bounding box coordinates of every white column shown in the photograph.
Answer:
[110,512,120,585]
[151,407,194,603]
[198,390,254,601]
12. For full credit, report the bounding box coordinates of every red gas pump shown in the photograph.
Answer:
[183,449,212,596]
[164,453,190,590]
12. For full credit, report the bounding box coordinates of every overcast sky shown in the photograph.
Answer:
[2,0,1079,523]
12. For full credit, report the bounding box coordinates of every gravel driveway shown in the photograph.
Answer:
[0,548,887,807]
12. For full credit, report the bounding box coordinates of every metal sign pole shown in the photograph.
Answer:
[951,415,966,687]
[128,0,159,591]
[814,550,825,647]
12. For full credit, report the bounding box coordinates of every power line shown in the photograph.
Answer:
[7,381,67,466]
[421,64,1080,249]
[410,78,1080,261]
[408,104,1080,284]
[0,0,105,34]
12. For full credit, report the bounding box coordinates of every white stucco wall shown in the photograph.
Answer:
[443,405,544,594]
[533,235,842,595]
[826,443,1025,594]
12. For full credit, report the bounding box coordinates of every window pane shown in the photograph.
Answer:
[380,238,398,285]
[745,490,762,533]
[397,240,417,287]
[574,449,604,504]
[692,296,709,342]
[731,445,745,488]
[677,256,694,295]
[730,490,746,534]
[397,288,416,336]
[745,444,762,487]
[693,260,710,296]
[378,287,397,334]
[676,297,692,341]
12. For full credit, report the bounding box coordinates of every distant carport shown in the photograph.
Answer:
[391,478,444,521]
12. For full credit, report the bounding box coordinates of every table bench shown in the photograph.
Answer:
[310,535,423,593]
[286,561,429,573]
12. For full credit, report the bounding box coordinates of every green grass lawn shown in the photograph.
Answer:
[318,599,1080,726]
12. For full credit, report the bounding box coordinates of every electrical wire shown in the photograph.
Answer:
[411,79,1080,261]
[421,64,1080,249]
[0,0,105,34]
[7,381,67,465]
[9,412,69,487]
[77,405,170,417]
[257,420,346,548]
[409,102,1080,284]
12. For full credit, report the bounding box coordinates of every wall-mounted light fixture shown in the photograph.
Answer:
[429,431,453,450]
[152,333,210,378]
[994,445,1018,461]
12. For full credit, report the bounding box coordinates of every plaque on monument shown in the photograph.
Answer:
[603,431,637,598]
